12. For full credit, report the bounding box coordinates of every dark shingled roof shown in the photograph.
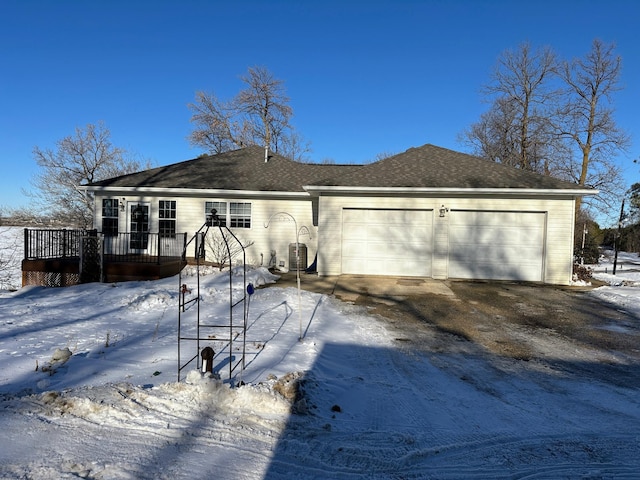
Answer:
[89,146,360,192]
[316,144,586,190]
[89,144,587,192]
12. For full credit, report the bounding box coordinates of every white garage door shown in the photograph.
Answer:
[341,208,433,276]
[448,211,545,281]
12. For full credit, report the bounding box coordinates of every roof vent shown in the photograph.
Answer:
[264,144,269,163]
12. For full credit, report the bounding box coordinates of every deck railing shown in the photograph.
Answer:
[103,232,187,263]
[24,228,87,260]
[24,229,187,264]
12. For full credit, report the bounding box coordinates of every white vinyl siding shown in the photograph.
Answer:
[178,196,316,269]
[93,191,577,285]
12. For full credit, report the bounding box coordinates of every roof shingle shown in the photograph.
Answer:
[88,144,587,192]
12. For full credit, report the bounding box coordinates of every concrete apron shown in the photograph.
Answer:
[274,272,455,304]
[333,275,455,304]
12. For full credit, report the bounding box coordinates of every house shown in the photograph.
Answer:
[81,143,594,285]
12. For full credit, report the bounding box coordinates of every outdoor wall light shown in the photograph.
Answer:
[439,205,449,217]
[120,198,126,212]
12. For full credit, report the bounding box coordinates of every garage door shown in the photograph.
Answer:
[341,208,433,276]
[448,211,545,281]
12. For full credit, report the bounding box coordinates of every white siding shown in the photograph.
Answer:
[95,191,577,285]
[94,194,317,271]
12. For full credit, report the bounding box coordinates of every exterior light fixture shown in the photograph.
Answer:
[120,198,126,212]
[439,205,449,217]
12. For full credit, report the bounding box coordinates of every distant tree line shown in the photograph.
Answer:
[600,183,640,255]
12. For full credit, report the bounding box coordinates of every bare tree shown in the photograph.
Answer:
[462,97,521,166]
[277,131,312,163]
[372,151,398,162]
[0,205,48,226]
[463,40,630,220]
[235,66,293,151]
[205,230,254,270]
[188,66,311,160]
[555,39,630,215]
[30,122,150,228]
[0,226,21,290]
[462,43,560,174]
[187,91,241,154]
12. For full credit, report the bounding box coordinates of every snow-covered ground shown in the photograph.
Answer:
[1,226,640,479]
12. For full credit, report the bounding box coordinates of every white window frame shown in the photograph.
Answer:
[204,201,251,228]
[158,200,177,238]
[101,198,119,236]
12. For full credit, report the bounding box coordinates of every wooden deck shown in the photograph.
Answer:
[22,229,189,287]
[22,255,187,287]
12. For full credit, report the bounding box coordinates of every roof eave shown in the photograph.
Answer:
[83,185,311,198]
[303,185,598,196]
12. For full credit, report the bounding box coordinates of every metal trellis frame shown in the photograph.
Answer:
[177,209,249,386]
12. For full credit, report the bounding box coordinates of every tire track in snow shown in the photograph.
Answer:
[266,428,640,479]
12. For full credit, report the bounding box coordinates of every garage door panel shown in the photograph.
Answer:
[342,240,366,257]
[342,209,364,223]
[452,211,535,226]
[368,242,432,259]
[342,208,433,277]
[452,262,541,282]
[457,245,542,262]
[449,211,545,281]
[404,227,433,240]
[342,224,368,237]
[367,240,397,256]
[367,225,394,237]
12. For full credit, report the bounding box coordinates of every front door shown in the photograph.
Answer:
[129,202,150,251]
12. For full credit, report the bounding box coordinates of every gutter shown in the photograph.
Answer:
[302,185,598,197]
[81,185,312,199]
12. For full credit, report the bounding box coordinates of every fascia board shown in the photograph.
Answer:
[83,186,311,198]
[302,185,598,197]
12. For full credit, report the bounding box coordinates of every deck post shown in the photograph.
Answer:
[157,234,161,265]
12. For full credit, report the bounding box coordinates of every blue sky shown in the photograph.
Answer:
[1,0,638,225]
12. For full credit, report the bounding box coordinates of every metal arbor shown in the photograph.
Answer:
[177,210,249,385]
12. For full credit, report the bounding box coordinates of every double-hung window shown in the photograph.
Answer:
[204,201,251,228]
[102,199,119,236]
[204,201,227,227]
[159,200,176,237]
[230,202,251,228]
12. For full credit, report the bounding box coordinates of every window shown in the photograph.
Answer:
[204,201,227,227]
[204,201,251,228]
[102,199,119,236]
[230,202,251,228]
[159,200,176,237]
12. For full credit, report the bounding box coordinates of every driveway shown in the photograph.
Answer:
[271,272,640,388]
